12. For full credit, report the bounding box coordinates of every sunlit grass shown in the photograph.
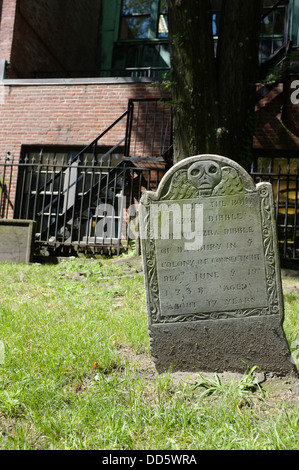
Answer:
[0,257,298,450]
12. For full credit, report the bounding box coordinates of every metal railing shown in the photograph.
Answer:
[250,159,299,260]
[33,67,170,79]
[0,154,167,256]
[1,154,298,260]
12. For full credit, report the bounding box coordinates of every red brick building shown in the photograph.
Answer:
[0,0,298,259]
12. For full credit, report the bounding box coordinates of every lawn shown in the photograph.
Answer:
[0,255,298,450]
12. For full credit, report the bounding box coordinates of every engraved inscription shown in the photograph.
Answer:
[155,193,268,316]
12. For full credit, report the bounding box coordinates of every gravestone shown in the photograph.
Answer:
[0,219,36,263]
[139,154,297,376]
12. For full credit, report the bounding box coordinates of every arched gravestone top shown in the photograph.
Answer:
[154,154,256,200]
[139,154,298,376]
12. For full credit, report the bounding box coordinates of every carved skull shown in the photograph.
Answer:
[187,161,222,195]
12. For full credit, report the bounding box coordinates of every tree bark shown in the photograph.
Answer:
[168,0,219,163]
[168,0,262,166]
[217,0,262,165]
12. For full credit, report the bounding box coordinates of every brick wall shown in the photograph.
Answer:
[0,0,101,78]
[0,79,166,217]
[0,0,17,61]
[1,78,298,169]
[0,81,167,158]
[10,0,101,78]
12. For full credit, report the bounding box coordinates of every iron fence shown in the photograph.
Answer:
[0,153,167,256]
[1,151,299,260]
[250,159,299,260]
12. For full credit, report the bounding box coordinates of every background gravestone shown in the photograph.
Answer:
[0,219,36,263]
[139,154,298,376]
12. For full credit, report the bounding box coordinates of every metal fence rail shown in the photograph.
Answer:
[0,154,167,256]
[250,161,299,260]
[1,153,298,260]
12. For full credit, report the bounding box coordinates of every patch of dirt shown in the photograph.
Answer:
[282,269,299,293]
[171,370,299,404]
[117,345,157,381]
[281,268,299,280]
[117,344,299,406]
[113,258,144,275]
[0,412,16,447]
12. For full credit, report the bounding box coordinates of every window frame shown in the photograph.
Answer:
[118,0,168,42]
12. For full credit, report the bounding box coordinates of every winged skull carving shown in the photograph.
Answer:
[161,161,246,200]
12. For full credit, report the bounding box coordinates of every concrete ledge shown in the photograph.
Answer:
[0,219,36,263]
[0,59,154,86]
[0,77,154,86]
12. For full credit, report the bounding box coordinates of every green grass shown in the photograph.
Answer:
[0,256,298,450]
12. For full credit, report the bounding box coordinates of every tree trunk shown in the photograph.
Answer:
[168,0,262,166]
[168,0,219,163]
[217,0,262,165]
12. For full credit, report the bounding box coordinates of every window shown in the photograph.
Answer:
[119,0,168,40]
[261,0,288,35]
[110,0,291,76]
[120,0,152,39]
[260,0,288,61]
[210,0,289,62]
[158,0,168,38]
[210,0,222,37]
[112,0,169,76]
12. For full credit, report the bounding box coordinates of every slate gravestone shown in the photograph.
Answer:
[139,154,297,376]
[0,219,36,263]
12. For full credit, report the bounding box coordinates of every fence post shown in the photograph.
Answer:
[0,153,15,218]
[124,99,134,157]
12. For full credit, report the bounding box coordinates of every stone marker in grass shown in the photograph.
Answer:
[139,154,297,376]
[0,219,36,263]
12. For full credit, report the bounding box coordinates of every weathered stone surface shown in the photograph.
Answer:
[139,154,298,376]
[0,219,36,263]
